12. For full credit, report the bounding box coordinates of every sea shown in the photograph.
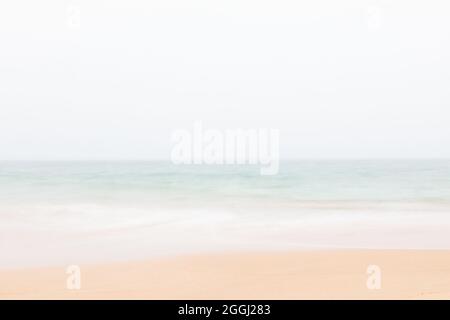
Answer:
[1,160,450,267]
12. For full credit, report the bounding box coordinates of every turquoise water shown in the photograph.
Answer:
[2,160,450,267]
[1,160,450,204]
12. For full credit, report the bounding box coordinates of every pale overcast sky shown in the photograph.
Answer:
[0,0,449,160]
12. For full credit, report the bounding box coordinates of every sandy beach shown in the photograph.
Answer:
[1,250,450,300]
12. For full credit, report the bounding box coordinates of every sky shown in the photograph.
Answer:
[0,0,449,160]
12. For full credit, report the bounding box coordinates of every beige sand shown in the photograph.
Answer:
[1,250,450,299]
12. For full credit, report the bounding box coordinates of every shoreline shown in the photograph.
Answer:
[3,199,450,270]
[1,249,450,299]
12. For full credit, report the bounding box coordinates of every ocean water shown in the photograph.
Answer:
[1,160,450,267]
[1,160,450,204]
